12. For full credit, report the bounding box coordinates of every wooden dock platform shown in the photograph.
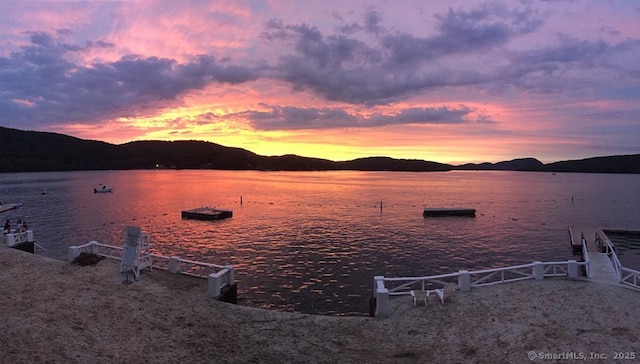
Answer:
[569,225,620,284]
[182,208,233,221]
[423,208,476,217]
[568,225,601,253]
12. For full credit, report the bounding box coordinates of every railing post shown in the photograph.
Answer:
[5,233,15,247]
[458,270,470,291]
[585,261,590,279]
[374,276,390,317]
[168,256,181,273]
[208,272,222,298]
[26,230,34,243]
[68,246,80,263]
[568,260,578,278]
[88,241,99,254]
[225,265,235,285]
[533,261,544,280]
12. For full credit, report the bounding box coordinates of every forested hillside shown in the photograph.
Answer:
[1,127,638,173]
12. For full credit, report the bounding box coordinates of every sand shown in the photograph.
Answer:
[1,247,639,363]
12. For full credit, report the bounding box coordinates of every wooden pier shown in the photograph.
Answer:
[569,225,619,284]
[569,225,600,253]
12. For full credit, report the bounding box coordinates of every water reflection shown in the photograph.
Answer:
[1,170,639,315]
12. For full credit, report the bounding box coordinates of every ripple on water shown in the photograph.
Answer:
[2,170,638,315]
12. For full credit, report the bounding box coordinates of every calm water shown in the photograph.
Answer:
[1,170,639,315]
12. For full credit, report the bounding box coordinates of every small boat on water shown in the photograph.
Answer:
[423,207,476,217]
[94,186,114,193]
[0,203,22,214]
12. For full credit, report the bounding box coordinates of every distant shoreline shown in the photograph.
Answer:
[1,127,639,173]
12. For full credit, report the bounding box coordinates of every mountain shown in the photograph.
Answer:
[542,155,640,174]
[337,157,451,172]
[0,126,638,173]
[455,158,545,171]
[0,126,118,171]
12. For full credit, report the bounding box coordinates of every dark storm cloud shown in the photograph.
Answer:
[363,7,384,35]
[506,36,640,93]
[240,106,359,129]
[264,5,544,105]
[0,32,258,128]
[238,105,474,130]
[381,7,513,65]
[3,2,637,141]
[372,106,472,126]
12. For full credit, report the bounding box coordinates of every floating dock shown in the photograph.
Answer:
[423,208,476,217]
[181,207,233,221]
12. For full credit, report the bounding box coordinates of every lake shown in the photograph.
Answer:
[1,170,639,315]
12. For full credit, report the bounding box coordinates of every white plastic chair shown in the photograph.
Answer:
[435,283,456,304]
[410,290,429,307]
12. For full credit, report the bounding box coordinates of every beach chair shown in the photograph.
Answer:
[410,290,428,307]
[435,283,456,304]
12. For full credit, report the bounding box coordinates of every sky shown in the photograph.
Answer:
[1,1,639,164]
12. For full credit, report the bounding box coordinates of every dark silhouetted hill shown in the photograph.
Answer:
[542,155,640,174]
[0,126,118,171]
[337,157,451,172]
[0,126,638,173]
[455,158,544,171]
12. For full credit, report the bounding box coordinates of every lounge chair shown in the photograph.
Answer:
[410,289,428,307]
[435,283,456,304]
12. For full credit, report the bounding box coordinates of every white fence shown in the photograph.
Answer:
[68,241,234,298]
[373,258,586,317]
[4,230,34,247]
[4,230,48,255]
[374,231,638,317]
[581,234,591,278]
[596,231,640,291]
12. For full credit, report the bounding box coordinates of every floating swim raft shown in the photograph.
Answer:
[423,207,476,217]
[181,207,233,221]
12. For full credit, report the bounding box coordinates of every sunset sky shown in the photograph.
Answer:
[1,1,639,164]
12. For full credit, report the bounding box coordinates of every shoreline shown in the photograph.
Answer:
[1,247,639,363]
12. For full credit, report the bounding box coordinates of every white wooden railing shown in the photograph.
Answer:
[374,230,638,317]
[33,242,48,255]
[597,231,622,281]
[596,231,640,291]
[68,241,234,298]
[3,230,34,247]
[620,267,640,288]
[581,234,591,278]
[4,230,47,255]
[374,258,586,317]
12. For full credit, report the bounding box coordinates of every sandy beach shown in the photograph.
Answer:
[1,247,639,363]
